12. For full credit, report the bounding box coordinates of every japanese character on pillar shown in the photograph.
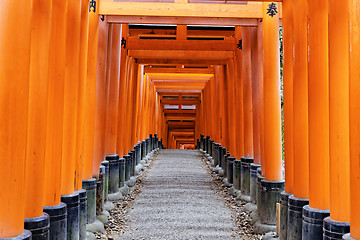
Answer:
[266,3,278,18]
[89,0,97,13]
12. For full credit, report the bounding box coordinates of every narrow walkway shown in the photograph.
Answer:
[122,150,234,239]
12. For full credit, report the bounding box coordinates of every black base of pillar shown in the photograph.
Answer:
[2,230,32,240]
[119,158,125,188]
[61,193,80,240]
[43,202,67,240]
[227,157,235,184]
[82,178,96,224]
[101,160,109,201]
[106,155,120,194]
[241,157,253,196]
[256,170,264,215]
[75,189,87,240]
[323,217,350,240]
[24,213,50,240]
[302,205,330,240]
[233,159,241,190]
[279,192,291,240]
[287,195,308,240]
[259,180,285,225]
[250,163,260,204]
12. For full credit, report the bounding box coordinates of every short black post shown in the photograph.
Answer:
[96,166,105,216]
[75,189,87,240]
[241,157,254,196]
[119,158,125,187]
[141,140,146,160]
[323,217,350,240]
[205,136,210,153]
[43,203,67,240]
[256,168,264,216]
[105,155,119,194]
[146,138,151,154]
[259,180,285,225]
[149,134,153,151]
[101,160,109,201]
[302,205,329,240]
[287,195,309,240]
[227,157,235,185]
[200,134,204,150]
[279,192,291,240]
[124,155,131,182]
[213,143,219,167]
[250,163,261,203]
[130,150,136,177]
[24,213,50,240]
[233,159,241,190]
[61,192,80,240]
[81,179,96,223]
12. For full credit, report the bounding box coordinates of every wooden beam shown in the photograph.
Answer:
[127,38,236,51]
[144,67,214,74]
[107,16,259,26]
[157,89,202,94]
[147,73,213,82]
[164,109,196,114]
[177,25,187,40]
[161,99,200,104]
[129,28,234,37]
[100,2,264,18]
[137,58,228,65]
[129,50,234,59]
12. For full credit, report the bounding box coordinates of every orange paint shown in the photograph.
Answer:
[262,3,282,181]
[307,0,330,210]
[328,0,350,223]
[283,0,294,194]
[0,0,32,237]
[292,0,309,198]
[24,0,52,218]
[349,0,360,237]
[44,0,67,207]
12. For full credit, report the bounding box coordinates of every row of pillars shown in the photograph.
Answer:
[198,1,360,239]
[0,0,167,239]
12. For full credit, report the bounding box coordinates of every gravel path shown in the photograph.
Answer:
[121,149,235,239]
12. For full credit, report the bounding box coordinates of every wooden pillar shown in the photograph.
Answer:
[262,2,282,181]
[105,24,121,155]
[43,0,67,206]
[307,0,330,210]
[234,27,244,159]
[24,0,52,219]
[226,59,237,157]
[328,0,350,223]
[349,0,360,237]
[76,0,91,189]
[242,27,254,159]
[0,0,32,237]
[283,0,294,194]
[61,0,81,196]
[93,14,109,173]
[84,0,99,177]
[292,0,309,197]
[250,27,261,165]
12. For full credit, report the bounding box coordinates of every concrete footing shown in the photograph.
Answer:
[119,158,125,187]
[101,161,109,201]
[43,203,67,240]
[61,192,80,240]
[302,205,330,240]
[250,163,261,204]
[24,213,50,240]
[253,221,277,234]
[343,233,355,239]
[2,230,32,240]
[241,157,253,196]
[82,178,96,224]
[106,155,120,194]
[75,189,87,240]
[259,180,284,225]
[86,219,105,233]
[323,217,350,240]
[287,195,308,240]
[279,192,291,240]
[233,159,241,191]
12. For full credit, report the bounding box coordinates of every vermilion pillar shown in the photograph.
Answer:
[242,27,254,159]
[262,3,282,182]
[84,0,100,177]
[24,0,52,219]
[105,24,121,155]
[348,1,360,238]
[0,0,32,238]
[61,0,81,196]
[325,0,351,236]
[43,0,67,207]
[292,0,309,199]
[75,0,90,191]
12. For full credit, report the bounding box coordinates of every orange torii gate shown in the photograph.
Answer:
[1,0,360,240]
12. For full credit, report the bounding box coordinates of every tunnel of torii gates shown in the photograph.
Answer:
[2,0,360,239]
